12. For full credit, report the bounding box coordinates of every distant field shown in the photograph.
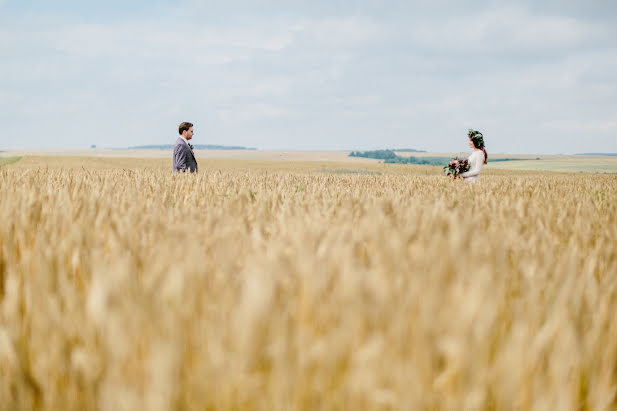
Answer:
[2,149,616,173]
[484,156,617,173]
[0,155,589,177]
[395,152,617,173]
[0,149,371,163]
[2,155,392,173]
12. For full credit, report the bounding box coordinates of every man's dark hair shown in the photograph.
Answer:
[178,122,193,135]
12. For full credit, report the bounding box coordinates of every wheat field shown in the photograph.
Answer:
[1,158,616,410]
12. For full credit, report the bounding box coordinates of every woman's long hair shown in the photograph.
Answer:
[468,130,488,164]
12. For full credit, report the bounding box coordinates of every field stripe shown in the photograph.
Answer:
[0,156,22,167]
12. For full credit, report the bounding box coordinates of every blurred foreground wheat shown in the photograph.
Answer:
[1,164,616,410]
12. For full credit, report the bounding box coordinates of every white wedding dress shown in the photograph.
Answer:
[461,150,485,182]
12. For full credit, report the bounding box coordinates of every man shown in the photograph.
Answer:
[173,122,198,173]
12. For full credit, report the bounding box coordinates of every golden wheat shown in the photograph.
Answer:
[0,161,616,410]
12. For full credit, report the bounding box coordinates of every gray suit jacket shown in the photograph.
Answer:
[173,137,198,173]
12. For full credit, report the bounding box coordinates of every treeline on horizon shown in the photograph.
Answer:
[349,150,539,165]
[127,144,257,150]
[349,150,448,165]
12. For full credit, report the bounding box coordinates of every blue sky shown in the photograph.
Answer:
[1,0,616,153]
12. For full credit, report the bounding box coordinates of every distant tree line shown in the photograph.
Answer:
[350,150,538,165]
[385,156,450,165]
[349,150,398,160]
[349,150,448,165]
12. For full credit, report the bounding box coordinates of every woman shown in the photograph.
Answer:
[461,129,487,182]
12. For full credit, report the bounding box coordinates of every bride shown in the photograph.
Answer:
[461,129,487,182]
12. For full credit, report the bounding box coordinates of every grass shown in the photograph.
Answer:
[0,156,22,167]
[0,157,616,410]
[485,157,617,173]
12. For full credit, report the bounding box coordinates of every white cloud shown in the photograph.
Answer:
[45,22,293,62]
[293,16,385,48]
[405,7,609,55]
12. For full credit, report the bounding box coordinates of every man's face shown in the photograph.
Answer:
[184,127,194,140]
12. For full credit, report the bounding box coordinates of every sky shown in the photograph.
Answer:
[1,0,616,154]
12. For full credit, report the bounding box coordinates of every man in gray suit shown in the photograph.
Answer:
[173,121,198,173]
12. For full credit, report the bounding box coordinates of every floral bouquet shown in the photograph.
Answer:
[443,157,469,177]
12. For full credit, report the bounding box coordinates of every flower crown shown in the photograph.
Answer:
[467,129,485,149]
